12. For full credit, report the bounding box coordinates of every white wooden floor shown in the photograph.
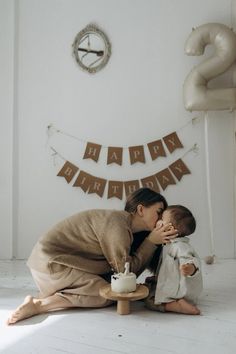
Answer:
[0,259,235,354]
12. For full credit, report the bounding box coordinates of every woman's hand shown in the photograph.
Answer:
[147,223,178,245]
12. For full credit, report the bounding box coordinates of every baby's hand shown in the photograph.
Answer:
[180,263,196,276]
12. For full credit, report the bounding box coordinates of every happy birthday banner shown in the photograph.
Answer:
[47,122,199,200]
[56,156,192,200]
[83,132,183,164]
[47,123,193,165]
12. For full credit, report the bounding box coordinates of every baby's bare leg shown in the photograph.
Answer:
[7,294,74,325]
[164,298,200,315]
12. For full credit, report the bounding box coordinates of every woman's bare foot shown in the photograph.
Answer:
[7,295,40,325]
[7,293,74,325]
[164,298,200,315]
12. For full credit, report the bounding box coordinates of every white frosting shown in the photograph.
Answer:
[111,262,137,293]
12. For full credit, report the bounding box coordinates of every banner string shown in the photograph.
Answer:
[46,116,201,149]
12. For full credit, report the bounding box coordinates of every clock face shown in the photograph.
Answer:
[73,24,111,74]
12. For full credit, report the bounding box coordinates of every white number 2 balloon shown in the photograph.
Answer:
[183,23,236,111]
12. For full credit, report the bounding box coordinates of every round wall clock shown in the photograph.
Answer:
[72,24,112,74]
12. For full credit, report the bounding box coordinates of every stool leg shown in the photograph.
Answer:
[117,300,130,315]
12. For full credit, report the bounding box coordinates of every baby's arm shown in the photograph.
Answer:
[174,242,201,277]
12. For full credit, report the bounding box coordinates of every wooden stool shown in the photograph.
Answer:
[99,284,149,315]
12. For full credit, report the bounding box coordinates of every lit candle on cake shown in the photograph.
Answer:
[111,262,137,293]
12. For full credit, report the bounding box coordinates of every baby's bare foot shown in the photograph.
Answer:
[164,298,200,315]
[7,295,40,325]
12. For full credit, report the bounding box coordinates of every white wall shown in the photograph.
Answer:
[0,0,15,258]
[0,0,235,259]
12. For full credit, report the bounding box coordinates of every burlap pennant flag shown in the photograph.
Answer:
[129,145,145,164]
[155,168,176,190]
[83,142,102,162]
[141,175,160,193]
[107,147,123,165]
[124,180,140,197]
[88,176,107,197]
[107,181,124,199]
[57,161,79,183]
[163,132,183,153]
[169,158,191,181]
[147,139,166,160]
[73,170,92,192]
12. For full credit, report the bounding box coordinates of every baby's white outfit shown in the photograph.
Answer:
[154,237,203,305]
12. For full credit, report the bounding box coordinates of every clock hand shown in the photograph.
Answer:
[78,47,104,56]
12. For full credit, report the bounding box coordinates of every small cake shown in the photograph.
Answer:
[111,262,137,293]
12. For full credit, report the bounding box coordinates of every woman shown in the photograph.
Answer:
[7,188,178,325]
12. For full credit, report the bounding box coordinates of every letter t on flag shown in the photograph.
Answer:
[108,181,123,199]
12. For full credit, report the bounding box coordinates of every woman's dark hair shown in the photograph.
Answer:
[124,187,167,213]
[128,188,168,274]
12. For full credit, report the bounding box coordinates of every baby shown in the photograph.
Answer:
[145,205,203,315]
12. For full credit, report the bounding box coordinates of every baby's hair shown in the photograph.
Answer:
[167,205,196,237]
